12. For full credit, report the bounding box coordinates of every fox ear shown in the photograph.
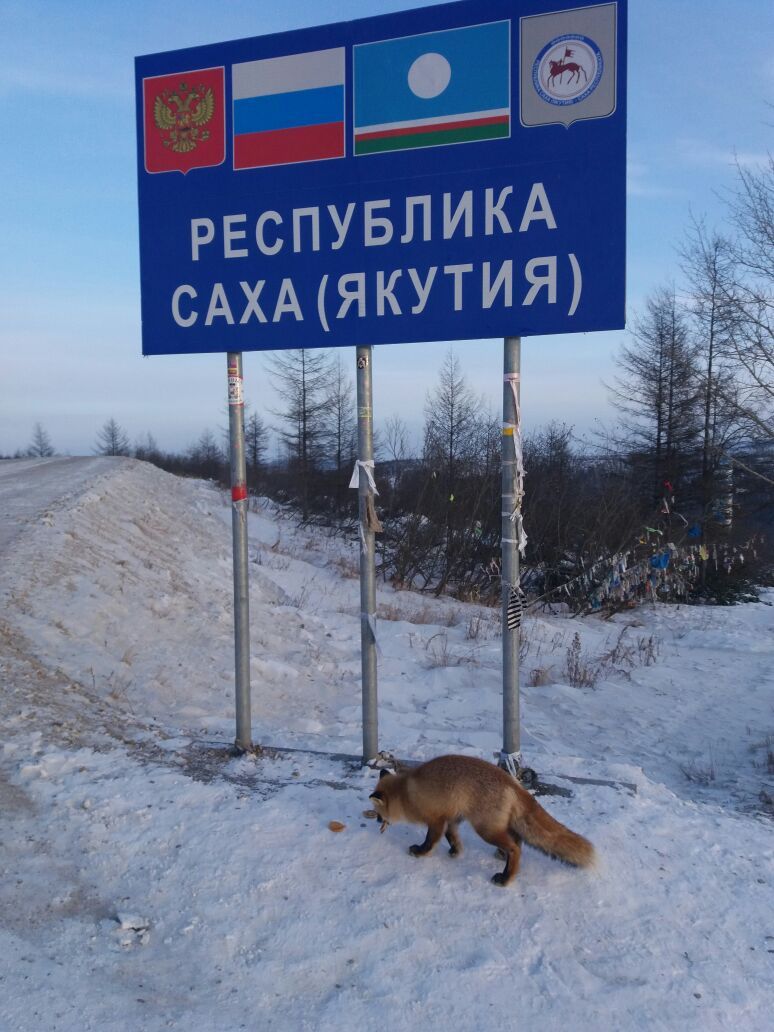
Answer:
[378,769,392,780]
[370,790,384,802]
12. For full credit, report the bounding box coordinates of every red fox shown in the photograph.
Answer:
[369,754,595,886]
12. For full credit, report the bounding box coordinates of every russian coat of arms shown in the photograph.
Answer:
[153,81,215,154]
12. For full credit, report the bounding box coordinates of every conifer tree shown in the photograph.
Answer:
[94,418,130,457]
[266,349,335,518]
[608,287,699,502]
[28,422,55,457]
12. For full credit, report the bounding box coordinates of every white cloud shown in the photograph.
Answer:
[626,159,682,198]
[675,138,769,171]
[0,62,129,101]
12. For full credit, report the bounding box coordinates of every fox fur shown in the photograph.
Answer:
[369,754,595,886]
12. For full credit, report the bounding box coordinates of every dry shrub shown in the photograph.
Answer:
[423,631,478,669]
[565,632,599,689]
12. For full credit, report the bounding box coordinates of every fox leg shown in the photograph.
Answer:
[476,827,522,886]
[409,820,446,857]
[445,820,462,857]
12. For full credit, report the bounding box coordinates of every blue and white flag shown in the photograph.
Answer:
[354,21,510,155]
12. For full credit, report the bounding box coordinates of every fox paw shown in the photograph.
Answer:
[448,845,461,857]
[491,873,509,887]
[408,844,427,857]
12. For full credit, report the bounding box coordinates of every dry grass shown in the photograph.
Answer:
[599,624,661,670]
[378,601,455,626]
[330,555,360,579]
[464,612,499,641]
[680,747,717,785]
[528,666,553,687]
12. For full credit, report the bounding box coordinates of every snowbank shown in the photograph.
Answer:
[0,458,772,1030]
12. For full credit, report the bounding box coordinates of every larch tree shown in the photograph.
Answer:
[28,422,55,457]
[324,353,357,491]
[723,156,774,444]
[680,218,744,523]
[94,418,131,457]
[266,349,335,519]
[607,286,700,504]
[244,409,269,487]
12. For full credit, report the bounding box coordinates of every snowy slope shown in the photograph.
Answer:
[0,458,772,1032]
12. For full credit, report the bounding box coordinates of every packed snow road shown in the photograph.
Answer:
[0,457,109,553]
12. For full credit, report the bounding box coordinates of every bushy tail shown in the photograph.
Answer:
[513,798,596,868]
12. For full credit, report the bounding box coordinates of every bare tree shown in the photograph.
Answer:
[607,287,699,502]
[187,428,224,480]
[423,349,480,513]
[266,349,335,518]
[27,422,55,457]
[134,432,162,464]
[721,156,774,442]
[680,218,744,520]
[244,409,268,487]
[418,350,496,593]
[523,425,644,601]
[324,353,357,481]
[382,415,411,465]
[94,418,130,457]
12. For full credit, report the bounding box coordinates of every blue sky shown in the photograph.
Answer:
[1,0,772,457]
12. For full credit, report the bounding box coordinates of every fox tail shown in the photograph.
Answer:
[512,798,595,868]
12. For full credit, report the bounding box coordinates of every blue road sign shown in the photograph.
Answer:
[135,0,626,355]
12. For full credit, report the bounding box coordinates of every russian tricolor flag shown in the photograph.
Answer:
[232,48,345,169]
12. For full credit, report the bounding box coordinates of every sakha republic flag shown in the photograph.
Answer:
[353,21,510,155]
[232,48,345,169]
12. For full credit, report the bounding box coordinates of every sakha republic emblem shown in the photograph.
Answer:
[143,66,225,174]
[532,34,603,107]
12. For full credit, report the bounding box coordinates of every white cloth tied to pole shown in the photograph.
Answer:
[513,513,528,557]
[503,373,527,557]
[350,459,382,553]
[361,611,383,655]
[499,751,524,780]
[349,459,379,495]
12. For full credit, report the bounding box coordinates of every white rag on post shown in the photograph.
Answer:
[504,374,527,557]
[349,460,379,495]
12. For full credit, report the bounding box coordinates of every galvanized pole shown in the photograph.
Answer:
[502,336,521,760]
[356,346,378,762]
[227,353,252,753]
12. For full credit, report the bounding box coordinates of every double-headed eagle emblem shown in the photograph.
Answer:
[153,81,215,154]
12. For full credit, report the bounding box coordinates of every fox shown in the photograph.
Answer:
[369,754,595,887]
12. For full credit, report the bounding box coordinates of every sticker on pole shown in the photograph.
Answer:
[228,374,244,406]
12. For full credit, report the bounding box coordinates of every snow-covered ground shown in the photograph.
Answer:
[1,457,772,1031]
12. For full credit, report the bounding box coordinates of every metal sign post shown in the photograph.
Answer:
[502,336,522,762]
[355,347,378,761]
[227,353,252,752]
